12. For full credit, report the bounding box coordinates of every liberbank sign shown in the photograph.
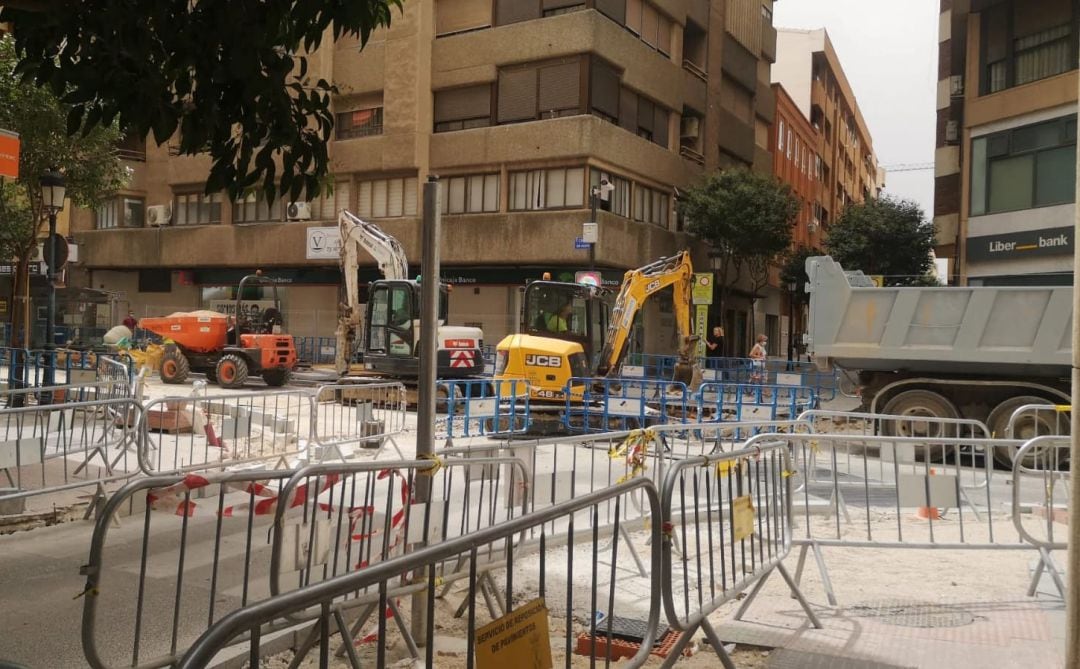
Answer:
[965,226,1072,263]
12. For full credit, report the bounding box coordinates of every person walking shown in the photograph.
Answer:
[748,333,768,384]
[122,310,137,332]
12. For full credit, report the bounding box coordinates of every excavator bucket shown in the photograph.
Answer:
[672,335,703,391]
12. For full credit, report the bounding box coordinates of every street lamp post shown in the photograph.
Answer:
[40,169,66,388]
[588,179,614,271]
[786,280,797,370]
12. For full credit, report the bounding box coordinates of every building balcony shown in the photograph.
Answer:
[762,23,777,63]
[682,64,708,112]
[717,109,756,165]
[755,81,776,123]
[73,210,693,271]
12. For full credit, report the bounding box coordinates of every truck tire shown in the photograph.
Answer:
[215,354,249,389]
[881,389,960,439]
[160,349,190,384]
[262,368,291,387]
[987,396,1069,469]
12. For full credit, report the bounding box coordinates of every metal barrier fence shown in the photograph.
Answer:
[294,336,338,367]
[1005,403,1070,466]
[311,382,408,459]
[622,354,841,401]
[0,398,143,511]
[0,348,133,390]
[81,455,639,669]
[660,442,822,666]
[696,382,817,427]
[563,377,690,433]
[1011,435,1070,598]
[437,378,531,439]
[177,478,663,669]
[139,390,315,475]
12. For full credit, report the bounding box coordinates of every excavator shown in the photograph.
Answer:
[494,250,701,429]
[335,210,485,380]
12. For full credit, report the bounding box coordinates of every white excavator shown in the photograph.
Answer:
[334,210,485,379]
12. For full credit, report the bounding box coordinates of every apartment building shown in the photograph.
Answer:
[64,0,780,354]
[936,0,1077,286]
[771,28,884,239]
[772,83,824,249]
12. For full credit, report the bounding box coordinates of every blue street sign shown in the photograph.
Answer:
[574,237,590,250]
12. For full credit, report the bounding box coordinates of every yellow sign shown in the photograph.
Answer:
[733,495,755,542]
[692,273,714,305]
[869,275,884,287]
[695,304,708,357]
[475,598,553,669]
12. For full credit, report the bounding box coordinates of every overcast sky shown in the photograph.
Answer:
[774,0,939,220]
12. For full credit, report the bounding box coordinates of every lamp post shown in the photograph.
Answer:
[786,280,797,370]
[588,178,614,270]
[40,169,66,388]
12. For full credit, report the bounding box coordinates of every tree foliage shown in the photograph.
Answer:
[824,195,935,286]
[779,244,821,307]
[0,33,127,343]
[0,0,402,203]
[678,168,798,313]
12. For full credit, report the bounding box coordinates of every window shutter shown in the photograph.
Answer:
[497,67,539,122]
[436,0,493,35]
[618,88,637,131]
[657,15,671,53]
[637,97,655,134]
[564,168,585,207]
[538,60,581,113]
[372,180,389,217]
[387,178,404,217]
[357,181,372,218]
[483,174,499,211]
[496,0,540,25]
[404,177,418,215]
[641,4,658,47]
[626,0,642,33]
[654,105,669,148]
[594,0,625,25]
[336,181,352,216]
[590,58,621,118]
[467,175,485,212]
[545,169,566,207]
[448,177,467,213]
[434,85,492,123]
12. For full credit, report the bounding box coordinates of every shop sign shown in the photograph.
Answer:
[966,226,1072,263]
[305,226,342,260]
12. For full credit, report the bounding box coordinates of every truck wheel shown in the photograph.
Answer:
[987,396,1069,469]
[204,367,217,384]
[262,368,291,387]
[881,390,959,461]
[160,349,190,384]
[215,354,249,389]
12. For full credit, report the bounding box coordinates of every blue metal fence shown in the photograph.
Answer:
[563,376,690,433]
[437,378,531,438]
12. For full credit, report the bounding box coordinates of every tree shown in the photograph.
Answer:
[0,34,128,348]
[779,244,822,309]
[824,196,935,286]
[678,169,799,339]
[0,0,401,203]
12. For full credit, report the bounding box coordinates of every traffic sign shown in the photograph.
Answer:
[574,237,590,250]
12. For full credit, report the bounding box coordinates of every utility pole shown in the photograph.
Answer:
[1067,70,1080,668]
[412,176,440,648]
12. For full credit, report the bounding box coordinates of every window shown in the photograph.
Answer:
[632,183,670,227]
[1015,24,1072,86]
[307,180,352,220]
[434,85,492,132]
[777,119,785,153]
[720,76,753,124]
[606,85,670,149]
[441,174,499,214]
[436,0,493,36]
[590,169,631,217]
[509,166,585,210]
[622,0,671,55]
[497,57,583,124]
[970,116,1077,216]
[336,107,384,139]
[761,3,772,22]
[357,176,419,218]
[174,192,222,225]
[590,57,620,122]
[96,196,145,229]
[138,269,171,293]
[786,129,792,159]
[233,193,284,223]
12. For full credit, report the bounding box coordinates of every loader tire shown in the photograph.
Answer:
[215,354,249,389]
[262,368,291,387]
[160,348,190,384]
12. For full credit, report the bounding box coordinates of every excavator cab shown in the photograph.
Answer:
[522,281,610,367]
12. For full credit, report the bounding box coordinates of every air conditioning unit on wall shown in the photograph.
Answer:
[147,204,172,227]
[287,202,312,221]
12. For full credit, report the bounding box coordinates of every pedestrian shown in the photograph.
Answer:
[749,333,767,384]
[122,310,137,332]
[705,325,725,358]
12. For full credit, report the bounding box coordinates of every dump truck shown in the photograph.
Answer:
[140,273,298,389]
[805,255,1071,463]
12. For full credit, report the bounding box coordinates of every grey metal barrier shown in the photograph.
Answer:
[0,398,143,515]
[79,454,530,669]
[311,382,408,459]
[1010,435,1070,598]
[660,441,822,668]
[139,389,316,475]
[177,478,663,669]
[749,431,1036,607]
[696,382,817,427]
[1005,403,1070,468]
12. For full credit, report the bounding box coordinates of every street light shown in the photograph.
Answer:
[40,168,66,388]
[588,178,614,270]
[786,279,797,369]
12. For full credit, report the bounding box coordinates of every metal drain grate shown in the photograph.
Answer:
[846,599,976,628]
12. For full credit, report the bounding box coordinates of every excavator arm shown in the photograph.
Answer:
[335,210,410,374]
[595,250,699,384]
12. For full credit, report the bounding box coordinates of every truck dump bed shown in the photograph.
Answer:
[805,256,1072,376]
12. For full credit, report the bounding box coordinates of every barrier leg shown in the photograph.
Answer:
[286,621,322,669]
[333,608,363,668]
[659,622,706,669]
[733,567,775,622]
[793,544,810,587]
[700,618,738,669]
[387,598,421,660]
[1028,547,1067,599]
[811,542,838,606]
[375,435,404,460]
[601,524,648,578]
[777,563,824,629]
[335,602,377,658]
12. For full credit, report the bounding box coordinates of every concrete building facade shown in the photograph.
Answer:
[771,28,884,237]
[771,83,825,250]
[935,0,1078,286]
[65,0,781,356]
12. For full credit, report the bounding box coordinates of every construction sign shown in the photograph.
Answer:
[695,304,708,358]
[475,598,553,669]
[0,130,19,179]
